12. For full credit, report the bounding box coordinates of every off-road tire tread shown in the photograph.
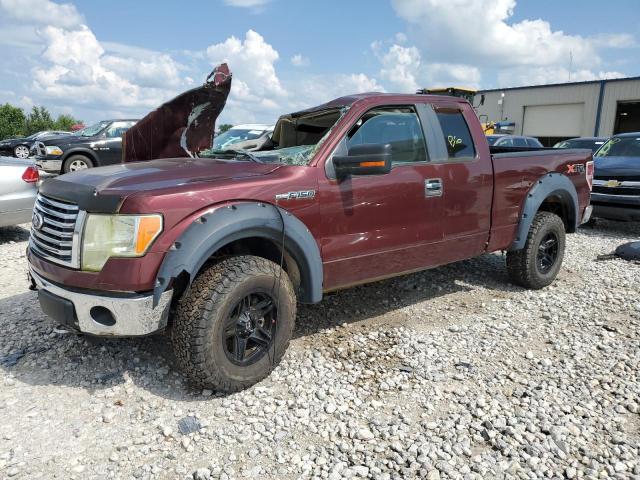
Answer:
[172,255,296,392]
[506,211,565,290]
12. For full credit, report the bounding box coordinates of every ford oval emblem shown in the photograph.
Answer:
[32,212,44,230]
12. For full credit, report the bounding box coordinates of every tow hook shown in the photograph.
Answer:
[27,272,37,291]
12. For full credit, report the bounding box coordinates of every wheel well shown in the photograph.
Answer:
[538,194,575,232]
[203,237,302,291]
[167,237,304,332]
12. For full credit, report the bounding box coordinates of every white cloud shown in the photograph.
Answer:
[388,0,633,88]
[426,63,481,87]
[291,54,310,67]
[391,0,596,68]
[498,67,626,88]
[372,41,481,92]
[591,33,637,49]
[223,0,270,8]
[0,0,195,120]
[205,30,290,123]
[206,30,285,97]
[0,0,83,29]
[372,42,421,91]
[203,30,385,124]
[31,24,190,115]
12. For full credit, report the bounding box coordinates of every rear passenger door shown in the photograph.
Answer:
[319,105,445,290]
[428,104,494,261]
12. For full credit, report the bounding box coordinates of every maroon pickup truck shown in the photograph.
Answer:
[28,66,594,391]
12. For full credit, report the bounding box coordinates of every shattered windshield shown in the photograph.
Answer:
[201,107,347,166]
[251,145,317,166]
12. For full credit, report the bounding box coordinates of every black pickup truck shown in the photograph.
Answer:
[33,119,137,174]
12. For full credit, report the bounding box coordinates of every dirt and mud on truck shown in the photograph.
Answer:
[28,64,594,392]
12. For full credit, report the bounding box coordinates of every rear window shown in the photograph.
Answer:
[436,111,476,159]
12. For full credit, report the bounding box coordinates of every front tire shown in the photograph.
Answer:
[506,212,566,289]
[172,255,296,392]
[13,144,30,159]
[63,155,93,173]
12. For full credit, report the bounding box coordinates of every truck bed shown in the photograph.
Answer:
[488,148,593,251]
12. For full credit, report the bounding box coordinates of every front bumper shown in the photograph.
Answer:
[35,156,62,173]
[591,192,640,221]
[30,267,173,336]
[592,204,640,221]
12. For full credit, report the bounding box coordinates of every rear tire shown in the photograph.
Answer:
[13,144,30,159]
[63,155,93,173]
[172,255,296,392]
[506,212,566,289]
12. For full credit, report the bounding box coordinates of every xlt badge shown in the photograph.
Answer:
[275,190,316,201]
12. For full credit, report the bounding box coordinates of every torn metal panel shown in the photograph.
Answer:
[123,63,232,162]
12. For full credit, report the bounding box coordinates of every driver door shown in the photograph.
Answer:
[317,105,445,290]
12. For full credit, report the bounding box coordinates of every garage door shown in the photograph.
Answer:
[522,103,584,137]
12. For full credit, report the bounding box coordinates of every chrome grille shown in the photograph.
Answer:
[30,194,85,268]
[592,179,640,197]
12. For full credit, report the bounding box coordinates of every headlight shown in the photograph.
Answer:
[81,214,163,271]
[45,145,64,156]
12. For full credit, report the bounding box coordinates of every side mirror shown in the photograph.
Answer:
[333,143,392,179]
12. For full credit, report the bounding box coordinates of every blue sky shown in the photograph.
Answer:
[0,0,638,125]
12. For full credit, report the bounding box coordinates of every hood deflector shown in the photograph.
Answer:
[123,63,232,162]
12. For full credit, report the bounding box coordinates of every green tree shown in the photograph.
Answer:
[24,106,54,135]
[0,103,26,140]
[218,123,233,133]
[54,114,80,132]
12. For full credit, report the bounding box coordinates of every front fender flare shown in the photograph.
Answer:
[510,172,579,251]
[153,202,323,306]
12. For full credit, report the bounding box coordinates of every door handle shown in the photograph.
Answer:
[425,178,443,197]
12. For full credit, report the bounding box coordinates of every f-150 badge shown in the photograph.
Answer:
[275,190,316,201]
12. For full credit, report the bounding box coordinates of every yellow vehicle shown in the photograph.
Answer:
[418,87,515,135]
[417,87,479,105]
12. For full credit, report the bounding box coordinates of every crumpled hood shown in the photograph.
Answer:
[594,155,640,178]
[39,157,279,212]
[123,63,232,162]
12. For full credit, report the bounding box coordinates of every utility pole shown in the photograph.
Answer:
[568,51,573,82]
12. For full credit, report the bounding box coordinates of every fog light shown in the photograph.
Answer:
[90,306,116,326]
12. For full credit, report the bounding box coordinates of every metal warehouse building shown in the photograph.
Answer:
[474,76,640,146]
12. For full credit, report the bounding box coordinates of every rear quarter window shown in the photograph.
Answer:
[435,110,476,159]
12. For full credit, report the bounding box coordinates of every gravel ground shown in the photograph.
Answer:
[0,220,639,480]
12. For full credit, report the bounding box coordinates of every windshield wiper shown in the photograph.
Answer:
[221,149,263,163]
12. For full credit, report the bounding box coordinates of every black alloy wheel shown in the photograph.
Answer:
[172,255,297,392]
[223,292,277,366]
[536,232,559,274]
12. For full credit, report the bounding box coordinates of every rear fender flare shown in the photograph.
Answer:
[153,202,323,306]
[510,172,578,251]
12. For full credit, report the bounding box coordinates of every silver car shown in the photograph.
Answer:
[0,156,39,227]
